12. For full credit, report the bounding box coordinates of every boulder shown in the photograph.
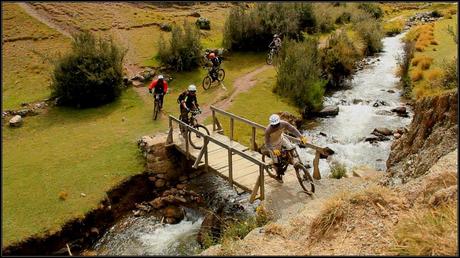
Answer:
[372,127,393,136]
[160,23,172,32]
[372,100,388,107]
[387,89,395,93]
[391,106,409,117]
[9,115,23,127]
[375,110,393,116]
[277,111,302,128]
[189,11,201,17]
[197,207,224,247]
[163,205,185,224]
[316,106,339,117]
[320,147,335,159]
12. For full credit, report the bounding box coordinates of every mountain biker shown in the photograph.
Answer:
[148,75,168,109]
[268,34,282,53]
[207,52,222,81]
[178,84,200,125]
[264,114,308,183]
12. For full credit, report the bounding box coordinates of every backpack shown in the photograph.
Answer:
[155,79,164,93]
[177,91,188,104]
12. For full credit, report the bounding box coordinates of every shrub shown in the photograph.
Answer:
[357,3,383,19]
[297,3,316,32]
[320,31,361,89]
[274,38,327,113]
[411,55,433,70]
[354,17,384,55]
[223,3,304,51]
[312,5,336,33]
[396,40,415,97]
[431,10,443,18]
[383,19,405,36]
[425,68,443,81]
[329,162,347,179]
[335,12,352,24]
[51,31,126,108]
[156,20,202,71]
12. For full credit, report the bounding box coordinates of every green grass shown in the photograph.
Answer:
[2,88,167,247]
[204,66,300,148]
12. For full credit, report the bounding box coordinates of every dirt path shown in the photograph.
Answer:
[198,65,272,123]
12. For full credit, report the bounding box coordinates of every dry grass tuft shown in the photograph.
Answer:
[389,203,457,256]
[425,68,443,81]
[430,39,439,45]
[58,191,68,200]
[264,223,285,236]
[410,68,424,81]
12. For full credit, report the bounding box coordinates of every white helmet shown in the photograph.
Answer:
[274,34,278,38]
[158,75,164,79]
[188,84,197,92]
[269,114,280,125]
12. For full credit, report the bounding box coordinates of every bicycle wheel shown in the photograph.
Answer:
[202,76,212,90]
[266,52,273,65]
[261,153,288,179]
[189,124,210,149]
[295,163,315,195]
[217,69,225,81]
[153,100,160,120]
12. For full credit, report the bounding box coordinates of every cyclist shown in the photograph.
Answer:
[264,114,308,183]
[148,75,168,109]
[207,52,222,81]
[268,34,282,53]
[177,84,200,125]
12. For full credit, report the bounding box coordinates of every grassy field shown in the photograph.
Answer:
[2,3,71,109]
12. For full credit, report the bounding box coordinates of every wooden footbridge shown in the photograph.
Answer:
[165,106,327,203]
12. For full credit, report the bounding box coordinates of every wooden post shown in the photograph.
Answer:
[251,127,257,151]
[313,151,321,179]
[249,175,261,203]
[230,118,234,141]
[192,137,208,169]
[228,147,233,186]
[166,117,173,144]
[212,110,216,131]
[259,165,264,200]
[204,138,209,172]
[185,126,189,160]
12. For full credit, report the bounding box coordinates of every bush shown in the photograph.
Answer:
[274,38,327,113]
[357,3,383,19]
[156,20,202,71]
[410,68,424,82]
[354,17,384,55]
[312,5,336,33]
[335,12,352,24]
[320,31,361,89]
[441,57,458,89]
[329,162,347,179]
[383,19,405,36]
[223,3,304,51]
[51,31,126,108]
[297,3,316,32]
[396,40,415,97]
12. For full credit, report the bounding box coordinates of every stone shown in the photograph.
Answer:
[179,175,188,182]
[156,174,166,179]
[80,193,86,197]
[176,183,187,190]
[391,106,407,114]
[132,80,143,87]
[375,110,393,116]
[160,23,172,32]
[372,127,393,136]
[190,11,201,17]
[163,205,185,223]
[372,100,388,107]
[352,99,363,104]
[9,115,24,127]
[277,111,302,128]
[317,106,339,117]
[90,227,99,235]
[394,133,401,139]
[387,89,395,93]
[150,197,165,209]
[148,176,157,182]
[155,178,166,188]
[196,17,211,30]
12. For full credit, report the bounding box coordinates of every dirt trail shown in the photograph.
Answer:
[198,65,271,123]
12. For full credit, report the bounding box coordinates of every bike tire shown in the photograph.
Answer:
[189,124,210,149]
[153,100,160,120]
[261,153,288,179]
[266,53,273,65]
[202,76,212,90]
[217,69,225,82]
[295,163,315,195]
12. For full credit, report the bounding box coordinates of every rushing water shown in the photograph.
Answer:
[90,33,412,255]
[299,32,413,175]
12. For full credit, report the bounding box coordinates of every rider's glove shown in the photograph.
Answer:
[186,108,190,112]
[300,136,308,145]
[273,149,281,156]
[149,89,152,94]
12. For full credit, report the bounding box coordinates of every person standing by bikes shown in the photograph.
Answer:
[207,52,222,81]
[268,34,282,53]
[177,84,200,125]
[264,114,308,183]
[148,75,168,109]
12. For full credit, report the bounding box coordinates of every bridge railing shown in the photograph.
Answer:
[210,105,326,179]
[166,115,266,202]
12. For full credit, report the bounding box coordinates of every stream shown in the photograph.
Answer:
[89,32,412,255]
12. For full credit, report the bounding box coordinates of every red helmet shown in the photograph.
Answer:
[209,53,216,59]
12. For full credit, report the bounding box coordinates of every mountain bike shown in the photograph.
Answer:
[202,66,225,90]
[266,47,280,65]
[152,93,164,120]
[261,143,315,195]
[179,109,210,149]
